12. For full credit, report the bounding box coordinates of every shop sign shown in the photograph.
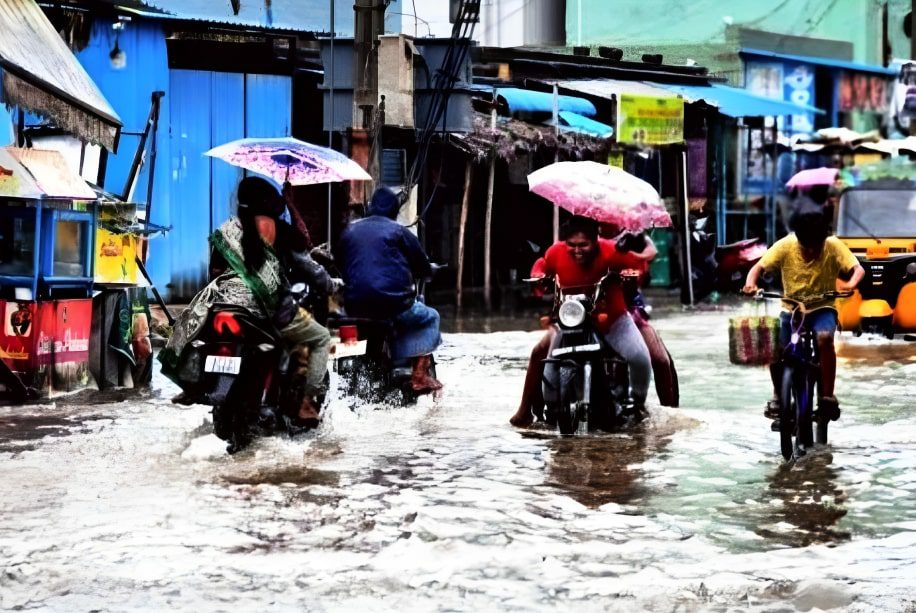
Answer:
[782,61,815,135]
[616,94,684,145]
[94,205,139,285]
[746,60,814,135]
[838,72,889,113]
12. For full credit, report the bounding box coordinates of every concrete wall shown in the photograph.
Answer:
[567,0,885,66]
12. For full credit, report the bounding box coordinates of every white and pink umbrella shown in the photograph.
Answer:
[205,137,370,186]
[527,161,671,231]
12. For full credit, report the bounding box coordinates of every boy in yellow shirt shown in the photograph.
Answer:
[743,202,864,424]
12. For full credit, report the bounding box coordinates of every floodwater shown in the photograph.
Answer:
[1,306,915,612]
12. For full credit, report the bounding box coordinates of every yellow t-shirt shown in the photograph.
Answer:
[758,235,860,310]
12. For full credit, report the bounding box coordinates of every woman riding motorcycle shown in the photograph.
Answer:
[161,177,333,426]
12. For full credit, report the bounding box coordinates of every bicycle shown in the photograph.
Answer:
[755,290,852,461]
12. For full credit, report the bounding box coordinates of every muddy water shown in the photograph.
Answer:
[0,307,914,611]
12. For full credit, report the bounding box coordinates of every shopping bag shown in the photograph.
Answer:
[728,314,781,365]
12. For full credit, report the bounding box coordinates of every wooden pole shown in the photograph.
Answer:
[484,91,497,311]
[456,160,473,310]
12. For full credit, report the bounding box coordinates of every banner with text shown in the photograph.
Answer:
[616,94,684,145]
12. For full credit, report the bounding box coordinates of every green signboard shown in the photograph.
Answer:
[616,94,684,145]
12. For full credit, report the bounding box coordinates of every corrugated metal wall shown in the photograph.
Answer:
[168,70,291,299]
[73,20,172,292]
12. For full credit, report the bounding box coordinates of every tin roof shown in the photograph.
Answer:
[0,147,96,199]
[0,0,122,150]
[135,0,357,33]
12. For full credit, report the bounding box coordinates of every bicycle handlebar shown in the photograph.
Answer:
[754,290,853,305]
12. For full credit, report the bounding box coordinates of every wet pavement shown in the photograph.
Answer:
[1,303,915,611]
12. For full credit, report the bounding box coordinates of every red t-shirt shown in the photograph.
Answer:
[536,238,644,325]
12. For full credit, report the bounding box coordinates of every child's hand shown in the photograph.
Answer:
[741,284,759,295]
[836,280,857,292]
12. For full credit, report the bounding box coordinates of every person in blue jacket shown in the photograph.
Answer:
[335,186,443,393]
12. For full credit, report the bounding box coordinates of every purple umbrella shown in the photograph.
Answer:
[205,137,371,185]
[785,167,839,189]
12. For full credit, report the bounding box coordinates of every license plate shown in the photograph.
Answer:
[204,355,241,374]
[331,340,367,359]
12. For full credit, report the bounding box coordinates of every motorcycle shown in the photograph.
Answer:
[685,214,766,303]
[539,271,639,435]
[328,265,443,407]
[170,283,325,454]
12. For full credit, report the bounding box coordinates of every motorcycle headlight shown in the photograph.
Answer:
[558,299,587,327]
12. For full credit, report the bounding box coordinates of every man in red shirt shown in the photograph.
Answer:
[509,216,654,427]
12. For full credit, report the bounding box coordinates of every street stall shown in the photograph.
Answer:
[0,147,97,398]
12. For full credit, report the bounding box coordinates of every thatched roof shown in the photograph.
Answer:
[448,113,612,162]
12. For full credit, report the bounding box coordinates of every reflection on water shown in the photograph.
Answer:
[756,453,850,547]
[539,422,677,509]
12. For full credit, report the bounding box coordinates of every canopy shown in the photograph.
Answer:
[741,48,898,77]
[654,83,825,118]
[0,0,122,150]
[557,111,614,138]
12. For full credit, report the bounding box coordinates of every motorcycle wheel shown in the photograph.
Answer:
[556,365,580,435]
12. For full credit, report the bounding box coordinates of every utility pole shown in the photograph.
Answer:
[352,0,385,204]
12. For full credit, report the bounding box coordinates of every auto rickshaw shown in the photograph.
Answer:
[835,180,916,338]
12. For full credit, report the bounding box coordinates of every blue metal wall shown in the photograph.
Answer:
[73,20,172,293]
[168,70,291,299]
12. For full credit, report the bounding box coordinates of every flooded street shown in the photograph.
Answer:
[1,305,915,612]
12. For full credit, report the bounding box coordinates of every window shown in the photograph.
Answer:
[53,219,88,276]
[0,209,37,276]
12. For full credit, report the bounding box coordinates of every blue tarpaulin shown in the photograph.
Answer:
[557,111,613,137]
[652,83,824,118]
[495,88,597,117]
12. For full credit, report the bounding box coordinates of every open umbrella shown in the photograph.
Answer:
[785,167,839,189]
[205,137,371,186]
[527,161,671,231]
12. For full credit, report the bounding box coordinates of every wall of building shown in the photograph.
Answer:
[399,0,564,47]
[567,0,885,66]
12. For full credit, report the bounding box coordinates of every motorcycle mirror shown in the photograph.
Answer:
[907,262,916,276]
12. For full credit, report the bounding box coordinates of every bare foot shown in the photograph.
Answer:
[509,409,534,428]
[411,374,444,393]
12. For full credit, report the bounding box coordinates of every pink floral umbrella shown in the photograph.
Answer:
[527,161,671,231]
[785,167,839,189]
[205,137,371,185]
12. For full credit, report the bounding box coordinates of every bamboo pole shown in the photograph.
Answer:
[456,160,472,310]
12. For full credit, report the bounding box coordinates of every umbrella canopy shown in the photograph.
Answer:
[205,137,371,186]
[785,167,839,189]
[527,161,671,231]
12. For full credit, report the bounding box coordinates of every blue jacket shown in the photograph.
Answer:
[335,215,432,319]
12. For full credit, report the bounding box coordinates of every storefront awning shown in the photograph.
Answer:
[0,0,122,151]
[0,147,96,199]
[492,87,597,117]
[652,83,825,118]
[740,48,898,77]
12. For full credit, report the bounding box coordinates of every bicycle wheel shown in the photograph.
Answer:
[778,365,795,461]
[796,366,816,450]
